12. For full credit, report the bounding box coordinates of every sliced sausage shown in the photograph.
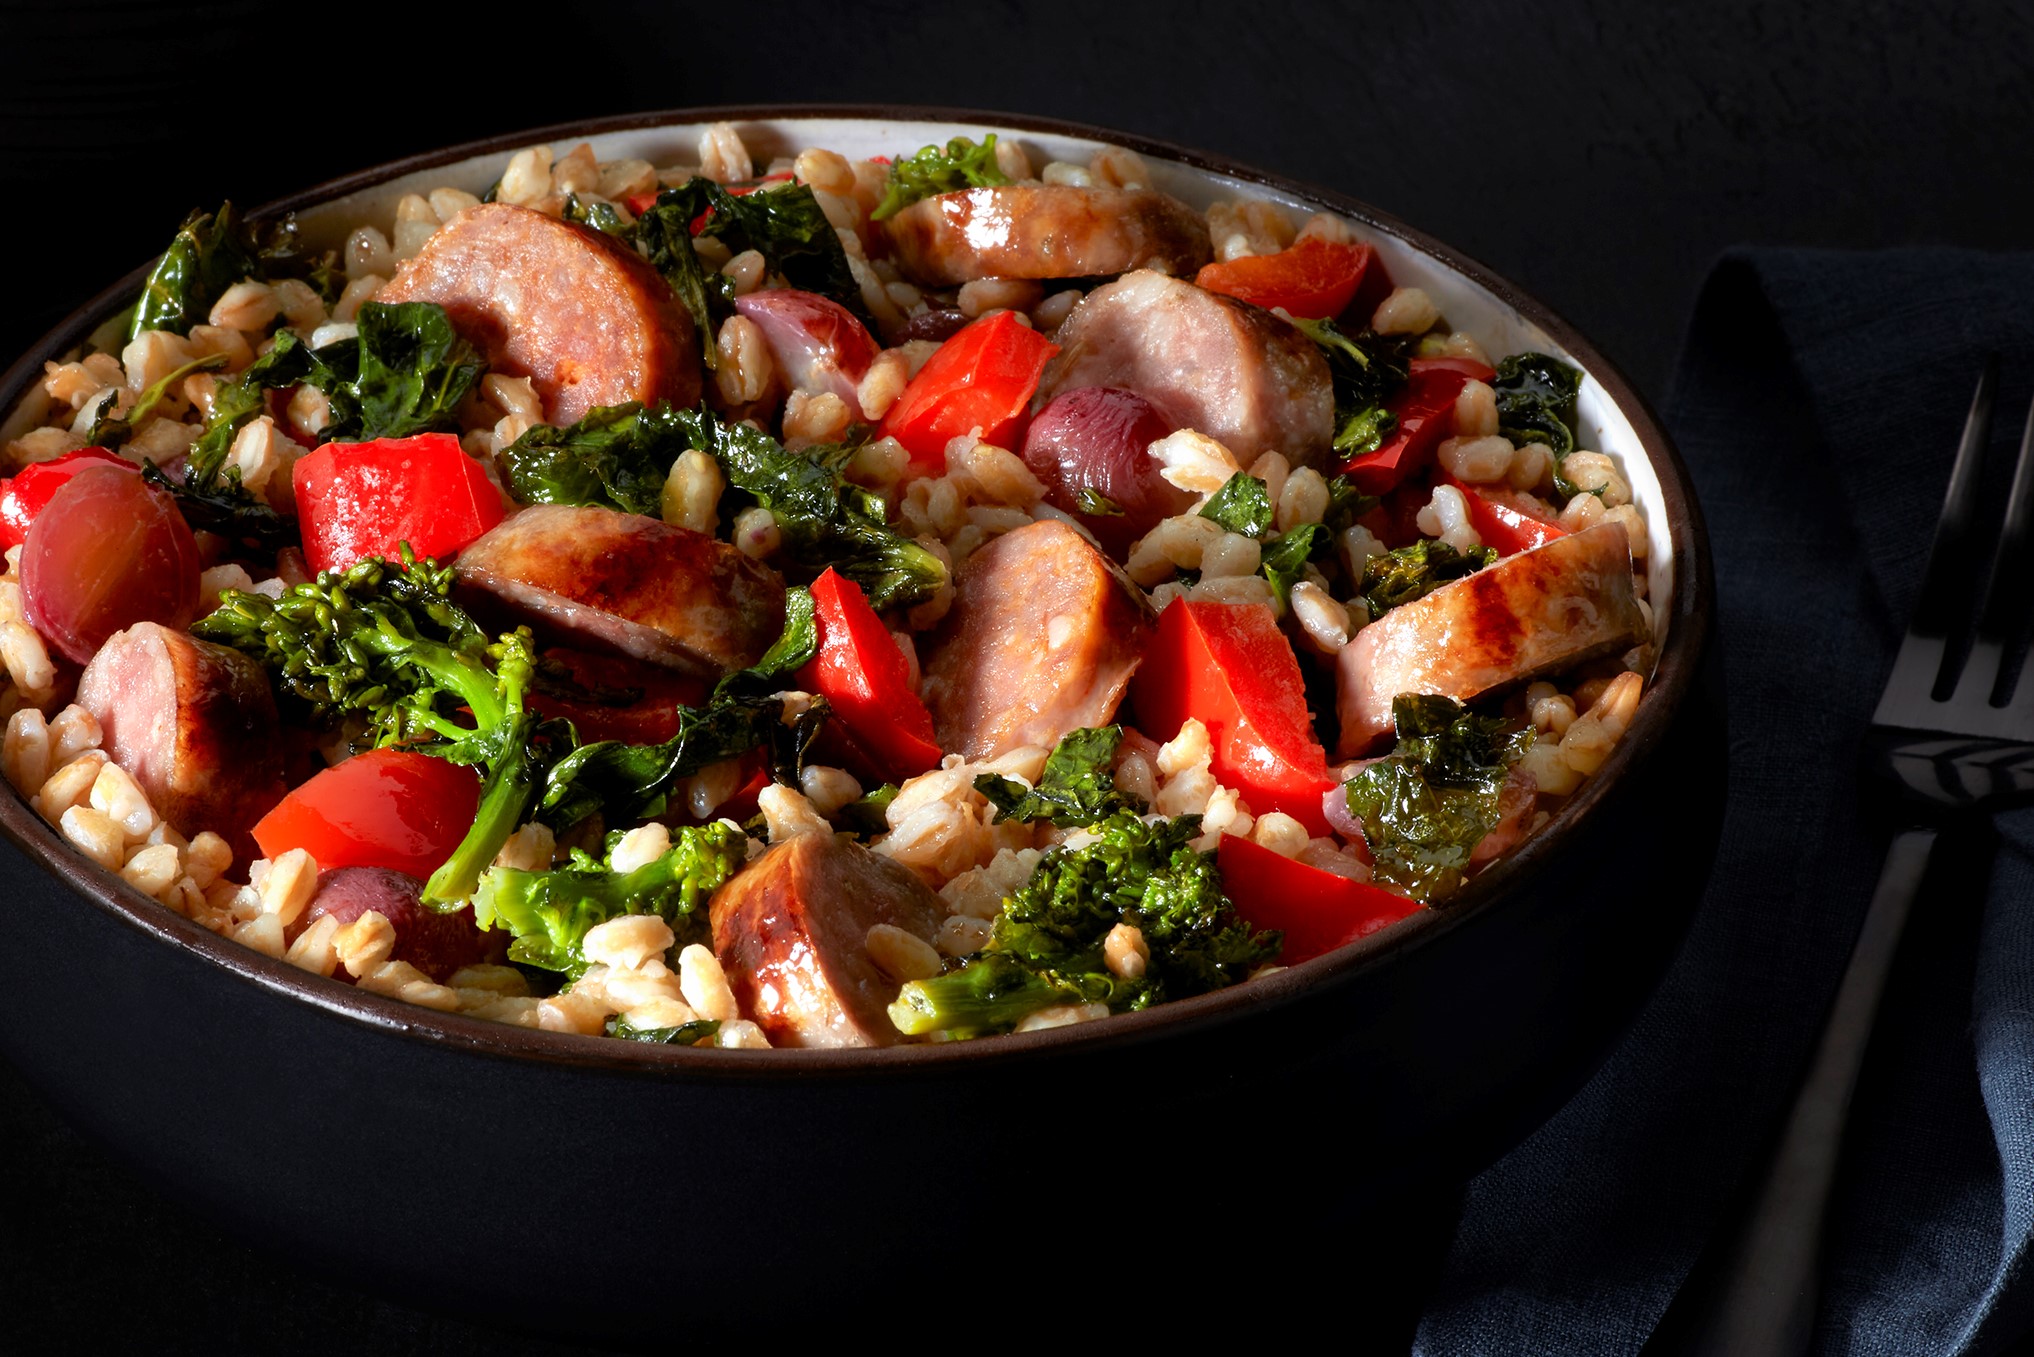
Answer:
[455,504,786,678]
[885,185,1212,288]
[1335,522,1648,755]
[709,830,944,1048]
[921,518,1156,759]
[1035,270,1333,468]
[377,202,700,426]
[293,867,502,982]
[76,622,286,855]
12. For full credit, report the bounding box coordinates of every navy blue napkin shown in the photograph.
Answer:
[1412,250,2034,1356]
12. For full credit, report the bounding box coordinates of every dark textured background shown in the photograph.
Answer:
[1,0,2028,1348]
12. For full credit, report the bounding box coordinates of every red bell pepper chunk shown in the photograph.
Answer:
[292,432,506,575]
[1217,834,1419,963]
[0,447,134,548]
[795,568,942,781]
[1195,237,1376,321]
[1338,363,1479,495]
[528,648,709,745]
[878,311,1059,470]
[1130,598,1337,835]
[1439,471,1568,556]
[252,748,480,878]
[622,189,660,217]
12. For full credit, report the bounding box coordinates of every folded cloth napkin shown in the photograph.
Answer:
[1412,249,2034,1356]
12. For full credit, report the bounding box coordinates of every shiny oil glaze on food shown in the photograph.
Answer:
[0,126,1656,1050]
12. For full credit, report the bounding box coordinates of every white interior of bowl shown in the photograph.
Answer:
[3,113,1675,626]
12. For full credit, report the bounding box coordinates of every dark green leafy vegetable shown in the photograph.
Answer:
[562,194,632,239]
[975,726,1140,826]
[1491,352,1585,493]
[639,178,869,350]
[87,353,226,452]
[191,552,551,904]
[888,811,1279,1037]
[1260,523,1332,607]
[182,301,481,493]
[128,203,303,340]
[1359,538,1496,619]
[1292,316,1412,458]
[838,782,899,836]
[1344,694,1532,901]
[1323,474,1379,533]
[471,822,747,976]
[1072,487,1124,517]
[606,1016,722,1046]
[537,587,824,830]
[140,461,296,551]
[1199,473,1274,537]
[500,402,674,515]
[870,135,1011,221]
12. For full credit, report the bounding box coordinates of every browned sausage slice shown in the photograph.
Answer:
[378,202,700,425]
[709,830,944,1048]
[885,185,1212,287]
[921,518,1156,759]
[1335,522,1648,755]
[75,622,286,855]
[455,504,786,677]
[1035,270,1334,468]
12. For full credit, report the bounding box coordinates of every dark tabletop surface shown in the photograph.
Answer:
[1,0,2028,1348]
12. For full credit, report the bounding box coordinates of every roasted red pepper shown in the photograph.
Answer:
[878,310,1058,469]
[1338,358,1494,494]
[1440,471,1567,556]
[0,447,133,548]
[795,568,942,782]
[292,432,506,575]
[1195,237,1377,321]
[1130,598,1337,835]
[253,748,480,878]
[1217,834,1419,964]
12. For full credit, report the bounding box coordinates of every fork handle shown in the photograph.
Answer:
[1672,827,1939,1356]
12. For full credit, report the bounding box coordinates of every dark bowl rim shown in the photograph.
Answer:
[0,103,1714,1079]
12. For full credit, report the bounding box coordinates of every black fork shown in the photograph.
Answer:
[1660,359,2034,1355]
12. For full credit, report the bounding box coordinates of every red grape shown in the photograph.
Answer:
[21,463,200,664]
[1021,386,1190,553]
[297,866,501,982]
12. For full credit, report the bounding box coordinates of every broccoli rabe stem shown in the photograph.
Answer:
[422,707,540,906]
[887,954,1072,1037]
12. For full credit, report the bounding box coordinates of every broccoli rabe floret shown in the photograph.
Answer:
[888,812,1279,1038]
[471,821,748,977]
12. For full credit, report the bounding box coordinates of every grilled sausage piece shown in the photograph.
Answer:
[455,504,786,677]
[709,831,944,1048]
[295,867,502,981]
[884,185,1213,288]
[75,622,285,854]
[1335,522,1648,755]
[1035,270,1334,468]
[921,518,1156,759]
[378,202,700,425]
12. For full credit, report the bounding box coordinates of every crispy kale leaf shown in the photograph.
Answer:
[192,553,551,904]
[471,822,747,977]
[888,812,1280,1037]
[1343,694,1533,901]
[975,726,1141,826]
[870,135,1011,221]
[606,1016,722,1046]
[128,203,318,340]
[500,402,675,515]
[183,300,481,492]
[1491,352,1585,494]
[1292,316,1412,458]
[1360,538,1496,619]
[638,177,870,355]
[1200,472,1274,537]
[536,586,824,830]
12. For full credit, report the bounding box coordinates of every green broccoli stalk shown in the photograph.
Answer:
[471,822,748,976]
[192,552,555,904]
[889,812,1279,1038]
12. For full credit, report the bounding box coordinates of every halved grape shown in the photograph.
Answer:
[1021,386,1191,554]
[22,463,200,664]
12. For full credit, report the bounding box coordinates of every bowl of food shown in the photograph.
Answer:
[0,107,1719,1333]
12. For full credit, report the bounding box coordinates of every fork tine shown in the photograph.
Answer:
[1908,357,1997,648]
[1965,385,2034,705]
